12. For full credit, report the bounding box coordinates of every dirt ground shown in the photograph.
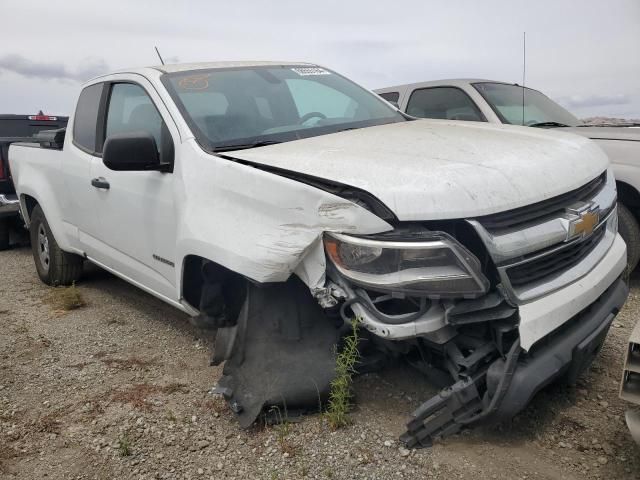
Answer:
[1,246,640,480]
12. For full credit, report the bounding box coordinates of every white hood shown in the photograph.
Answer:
[231,119,609,221]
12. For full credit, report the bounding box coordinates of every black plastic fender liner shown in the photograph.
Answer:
[213,277,341,428]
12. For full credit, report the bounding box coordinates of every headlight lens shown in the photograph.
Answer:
[324,232,489,297]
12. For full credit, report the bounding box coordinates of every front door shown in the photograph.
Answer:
[87,79,179,300]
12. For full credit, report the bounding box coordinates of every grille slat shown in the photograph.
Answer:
[506,225,606,287]
[478,172,606,231]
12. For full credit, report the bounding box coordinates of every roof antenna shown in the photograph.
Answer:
[154,46,165,66]
[521,32,526,126]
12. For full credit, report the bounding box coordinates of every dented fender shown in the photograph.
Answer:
[175,140,392,295]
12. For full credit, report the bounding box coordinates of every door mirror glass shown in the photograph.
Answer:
[102,132,161,171]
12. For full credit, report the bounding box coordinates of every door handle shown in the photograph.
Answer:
[91,177,110,190]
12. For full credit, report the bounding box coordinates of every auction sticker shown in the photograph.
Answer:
[291,67,331,76]
[177,74,211,90]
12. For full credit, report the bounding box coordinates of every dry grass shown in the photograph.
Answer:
[36,411,64,434]
[198,395,228,415]
[117,434,132,457]
[267,406,299,457]
[109,383,189,411]
[47,283,85,312]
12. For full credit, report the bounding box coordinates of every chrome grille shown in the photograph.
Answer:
[468,169,617,303]
[506,224,606,288]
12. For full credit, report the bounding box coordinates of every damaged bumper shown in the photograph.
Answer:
[402,277,627,448]
[493,277,627,419]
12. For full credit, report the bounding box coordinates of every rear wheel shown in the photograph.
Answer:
[29,205,83,285]
[618,202,640,273]
[0,218,9,251]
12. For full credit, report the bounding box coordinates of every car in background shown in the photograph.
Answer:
[0,114,68,249]
[376,80,640,271]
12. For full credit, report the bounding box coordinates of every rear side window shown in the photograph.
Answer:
[379,92,400,104]
[406,87,485,122]
[73,83,104,153]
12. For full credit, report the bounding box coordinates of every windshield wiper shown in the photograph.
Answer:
[213,140,282,152]
[528,121,570,128]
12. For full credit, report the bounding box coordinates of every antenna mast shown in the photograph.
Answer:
[155,46,165,66]
[521,32,526,126]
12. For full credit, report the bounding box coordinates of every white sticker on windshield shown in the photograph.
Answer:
[291,67,331,76]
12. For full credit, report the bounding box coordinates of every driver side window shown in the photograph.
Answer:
[104,83,174,164]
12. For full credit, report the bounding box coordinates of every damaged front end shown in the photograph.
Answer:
[206,170,627,448]
[321,227,524,447]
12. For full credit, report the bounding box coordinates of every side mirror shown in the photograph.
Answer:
[102,132,161,171]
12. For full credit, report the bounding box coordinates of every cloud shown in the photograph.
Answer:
[559,94,631,109]
[0,54,109,82]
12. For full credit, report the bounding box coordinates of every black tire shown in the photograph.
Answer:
[0,218,9,251]
[618,202,640,273]
[29,205,83,286]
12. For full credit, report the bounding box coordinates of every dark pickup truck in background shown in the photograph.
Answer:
[0,114,68,249]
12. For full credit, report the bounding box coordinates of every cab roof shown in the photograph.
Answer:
[153,61,314,74]
[89,61,317,83]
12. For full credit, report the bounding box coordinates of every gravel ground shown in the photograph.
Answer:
[1,246,640,480]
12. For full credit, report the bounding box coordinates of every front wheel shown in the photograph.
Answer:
[618,202,640,273]
[29,205,83,285]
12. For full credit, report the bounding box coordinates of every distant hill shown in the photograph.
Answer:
[582,116,640,125]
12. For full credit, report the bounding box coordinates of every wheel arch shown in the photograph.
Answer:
[617,180,640,219]
[180,254,248,313]
[20,193,39,226]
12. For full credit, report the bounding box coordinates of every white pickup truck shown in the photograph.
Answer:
[10,62,628,447]
[376,79,640,271]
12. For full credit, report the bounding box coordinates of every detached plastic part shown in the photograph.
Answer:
[212,277,340,428]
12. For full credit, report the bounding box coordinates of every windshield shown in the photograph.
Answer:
[162,65,405,151]
[473,82,580,127]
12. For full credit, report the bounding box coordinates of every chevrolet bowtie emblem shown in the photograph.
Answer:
[568,209,599,240]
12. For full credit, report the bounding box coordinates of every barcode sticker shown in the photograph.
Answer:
[291,67,331,76]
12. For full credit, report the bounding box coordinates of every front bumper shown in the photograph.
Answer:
[401,276,628,448]
[517,232,627,350]
[491,276,628,420]
[0,193,19,219]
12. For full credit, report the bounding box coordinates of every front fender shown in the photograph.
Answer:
[174,143,392,293]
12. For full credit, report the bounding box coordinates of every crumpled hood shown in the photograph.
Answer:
[563,125,640,142]
[231,119,609,221]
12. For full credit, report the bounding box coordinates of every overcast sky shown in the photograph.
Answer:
[1,0,638,118]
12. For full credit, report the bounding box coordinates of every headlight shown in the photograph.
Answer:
[324,232,489,297]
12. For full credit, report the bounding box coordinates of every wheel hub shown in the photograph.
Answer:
[38,224,50,273]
